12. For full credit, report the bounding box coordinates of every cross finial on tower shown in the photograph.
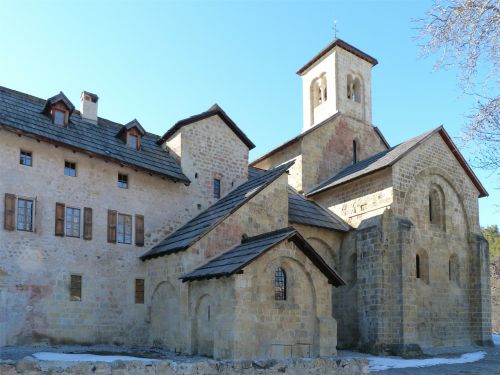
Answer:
[333,20,338,39]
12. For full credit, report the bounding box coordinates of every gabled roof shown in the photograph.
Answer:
[248,167,350,231]
[180,227,345,286]
[249,112,389,166]
[157,104,255,150]
[297,38,378,76]
[116,119,146,138]
[0,86,189,183]
[140,161,294,261]
[288,187,350,231]
[306,126,488,198]
[42,91,75,114]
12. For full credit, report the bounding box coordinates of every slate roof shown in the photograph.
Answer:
[288,188,350,231]
[180,227,345,286]
[140,161,294,260]
[0,86,189,183]
[248,167,350,231]
[305,126,488,198]
[157,104,255,149]
[297,38,378,75]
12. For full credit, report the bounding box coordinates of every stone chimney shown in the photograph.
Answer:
[80,91,99,122]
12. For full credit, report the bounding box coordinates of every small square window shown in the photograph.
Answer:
[127,134,138,150]
[53,110,66,125]
[20,150,32,167]
[213,178,221,199]
[64,161,77,177]
[117,173,128,189]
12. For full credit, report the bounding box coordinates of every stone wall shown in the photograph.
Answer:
[144,174,292,357]
[491,257,499,333]
[233,240,337,359]
[0,130,198,347]
[313,168,393,228]
[164,115,249,212]
[0,357,369,375]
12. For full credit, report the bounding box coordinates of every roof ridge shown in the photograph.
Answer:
[241,227,295,243]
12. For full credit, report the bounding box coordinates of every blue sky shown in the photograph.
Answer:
[0,0,497,226]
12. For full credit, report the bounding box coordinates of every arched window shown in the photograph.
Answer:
[352,140,358,164]
[347,75,362,103]
[429,185,445,230]
[449,254,459,284]
[274,267,286,301]
[311,74,328,108]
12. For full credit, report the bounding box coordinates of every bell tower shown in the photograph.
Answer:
[297,39,378,132]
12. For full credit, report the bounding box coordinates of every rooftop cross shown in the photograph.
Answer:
[332,20,338,39]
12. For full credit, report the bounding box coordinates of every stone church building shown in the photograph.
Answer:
[0,39,492,359]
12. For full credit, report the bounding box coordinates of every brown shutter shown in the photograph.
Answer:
[135,278,144,304]
[55,202,65,236]
[4,193,16,231]
[107,209,117,243]
[83,207,92,240]
[135,214,144,247]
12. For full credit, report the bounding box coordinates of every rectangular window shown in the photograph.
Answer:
[117,173,128,189]
[20,150,32,166]
[65,207,81,237]
[127,134,138,149]
[17,198,34,232]
[70,274,82,301]
[64,161,77,177]
[117,213,132,244]
[54,110,65,125]
[135,279,144,304]
[213,178,221,199]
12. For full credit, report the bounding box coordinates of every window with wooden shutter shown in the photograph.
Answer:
[107,209,117,243]
[70,274,82,301]
[135,278,144,304]
[135,214,144,247]
[55,202,65,236]
[83,207,92,240]
[4,193,16,231]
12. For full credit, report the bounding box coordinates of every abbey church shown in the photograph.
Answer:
[0,39,492,359]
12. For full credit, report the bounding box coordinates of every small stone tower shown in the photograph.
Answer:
[297,39,378,132]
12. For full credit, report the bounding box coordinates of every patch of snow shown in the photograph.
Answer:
[368,351,486,372]
[32,352,160,363]
[493,334,500,346]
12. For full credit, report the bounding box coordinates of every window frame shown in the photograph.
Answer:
[127,134,139,150]
[19,150,33,167]
[65,207,81,238]
[117,173,129,189]
[16,197,35,232]
[274,267,287,301]
[213,177,221,199]
[64,160,77,177]
[53,109,67,126]
[117,213,133,244]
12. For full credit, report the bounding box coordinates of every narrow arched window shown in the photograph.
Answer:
[275,267,286,301]
[429,186,445,230]
[353,140,358,164]
[449,254,459,284]
[416,254,421,279]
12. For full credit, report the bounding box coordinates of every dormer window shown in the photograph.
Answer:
[117,119,146,151]
[53,110,66,125]
[43,91,75,127]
